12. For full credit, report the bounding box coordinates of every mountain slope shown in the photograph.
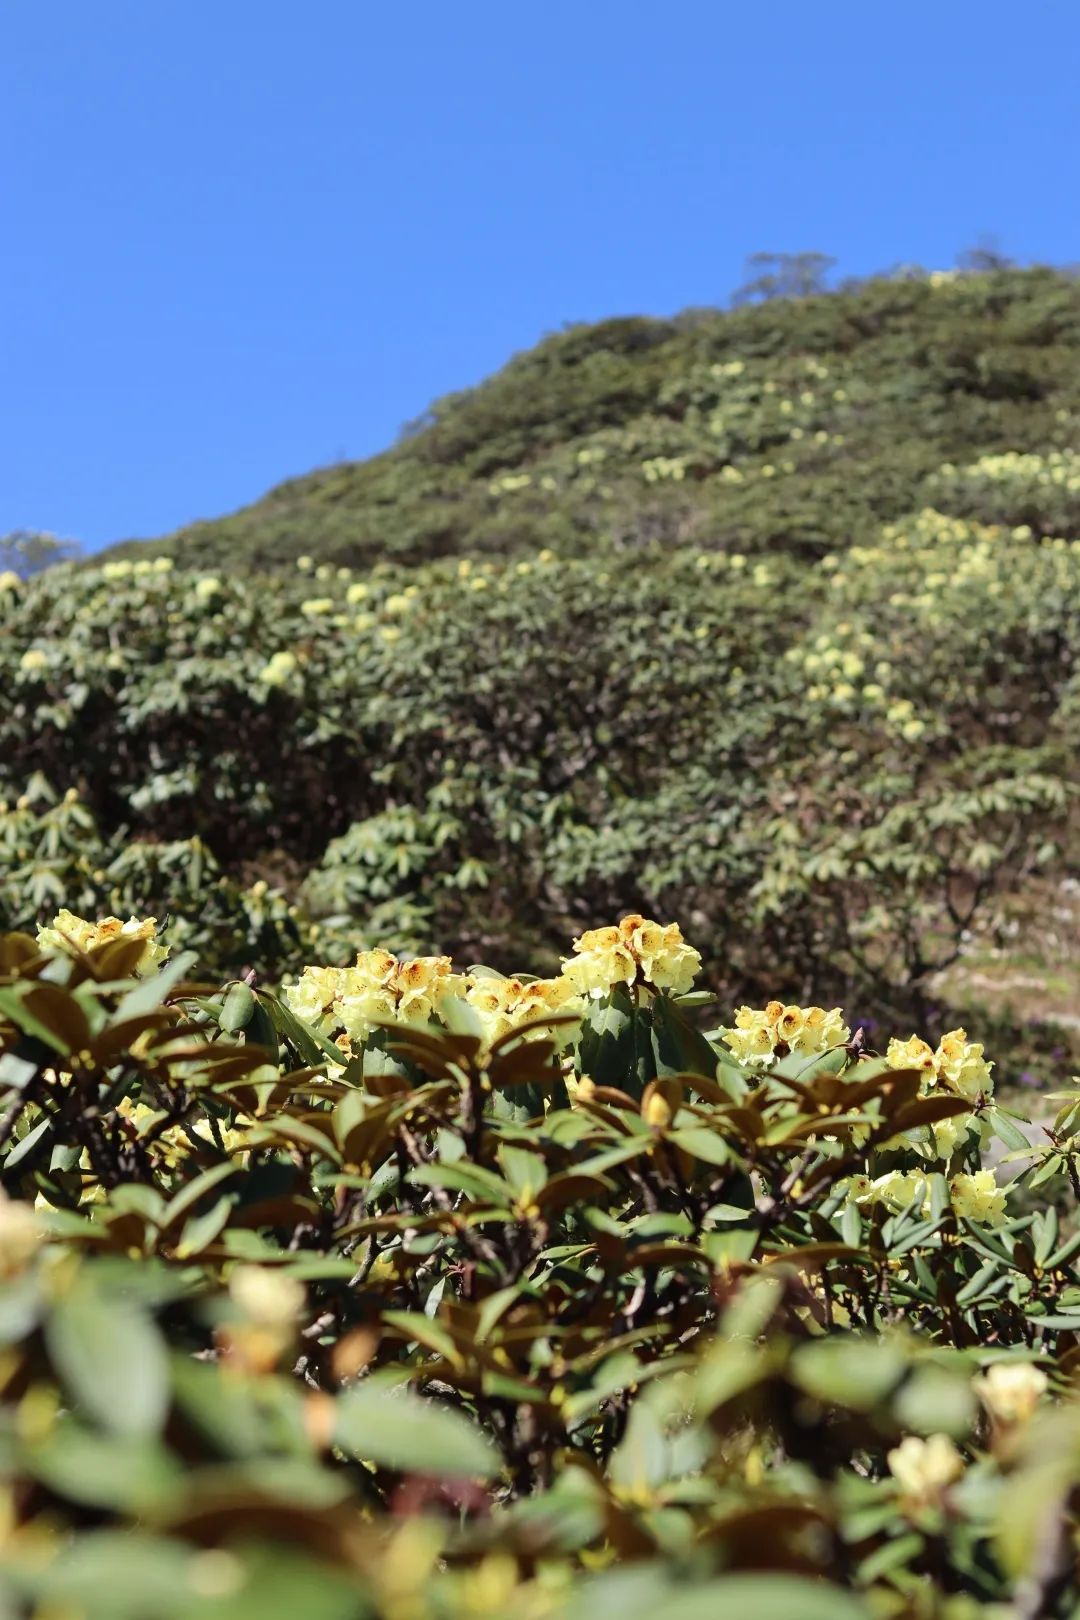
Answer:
[103,267,1080,570]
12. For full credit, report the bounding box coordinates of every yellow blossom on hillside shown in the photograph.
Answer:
[36,910,168,974]
[229,1264,305,1327]
[847,1169,931,1214]
[561,915,701,998]
[258,650,298,686]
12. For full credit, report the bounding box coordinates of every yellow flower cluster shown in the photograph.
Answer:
[464,974,582,1046]
[489,471,533,494]
[117,1098,251,1166]
[950,1168,1007,1225]
[721,1001,850,1066]
[258,649,299,686]
[36,910,168,974]
[886,1029,994,1102]
[561,916,701,998]
[285,952,584,1051]
[284,918,697,1052]
[285,951,464,1042]
[843,1167,1006,1226]
[950,448,1080,492]
[642,455,690,484]
[94,557,174,581]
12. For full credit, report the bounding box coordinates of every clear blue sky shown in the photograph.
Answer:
[4,1,1079,552]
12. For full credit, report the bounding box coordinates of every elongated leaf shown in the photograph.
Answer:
[46,1279,169,1437]
[334,1384,497,1478]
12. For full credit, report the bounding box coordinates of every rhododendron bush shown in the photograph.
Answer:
[2,497,1078,1047]
[4,914,1080,1617]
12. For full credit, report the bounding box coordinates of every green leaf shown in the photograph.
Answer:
[162,1160,241,1230]
[380,1309,463,1365]
[651,993,719,1081]
[46,1277,169,1437]
[175,1194,235,1257]
[261,991,342,1067]
[577,985,635,1089]
[26,1418,181,1512]
[561,1572,868,1620]
[496,1144,548,1198]
[894,1363,977,1438]
[792,1336,905,1411]
[113,950,198,1019]
[987,1106,1035,1153]
[334,1385,497,1479]
[219,981,257,1033]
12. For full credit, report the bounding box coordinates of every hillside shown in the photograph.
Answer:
[102,266,1080,571]
[6,264,1080,1081]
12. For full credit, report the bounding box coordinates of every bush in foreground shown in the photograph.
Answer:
[3,913,1080,1616]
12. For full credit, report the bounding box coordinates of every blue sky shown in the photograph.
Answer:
[3,1,1080,552]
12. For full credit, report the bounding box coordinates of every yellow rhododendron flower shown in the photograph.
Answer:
[886,1035,936,1075]
[929,1112,972,1160]
[935,1029,994,1100]
[287,951,464,1045]
[887,1028,993,1104]
[229,1264,306,1327]
[849,1170,931,1215]
[974,1361,1047,1425]
[462,974,581,1047]
[258,650,298,686]
[282,964,350,1035]
[888,1434,963,1508]
[950,1169,1006,1226]
[721,1001,849,1066]
[36,910,168,974]
[561,915,701,998]
[0,1191,42,1278]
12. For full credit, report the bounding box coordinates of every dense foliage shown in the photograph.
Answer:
[4,916,1080,1618]
[99,268,1080,573]
[4,498,1078,1045]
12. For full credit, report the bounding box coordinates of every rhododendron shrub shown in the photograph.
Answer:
[4,914,1080,1614]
